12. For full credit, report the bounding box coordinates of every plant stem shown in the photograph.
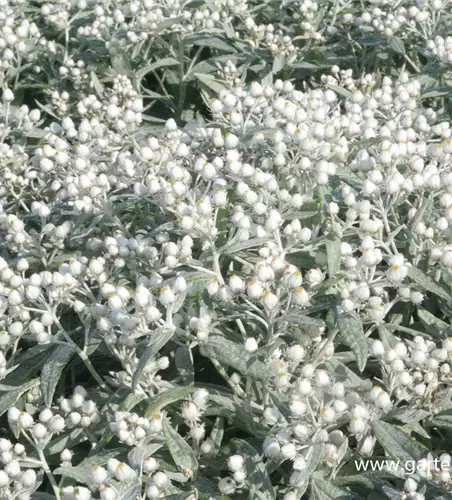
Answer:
[37,447,61,499]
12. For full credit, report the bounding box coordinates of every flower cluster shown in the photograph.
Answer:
[2,0,452,498]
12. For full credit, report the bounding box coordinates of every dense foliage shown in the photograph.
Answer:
[2,0,452,498]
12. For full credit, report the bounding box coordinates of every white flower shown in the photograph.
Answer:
[100,487,117,500]
[143,457,158,473]
[159,287,175,306]
[263,437,281,458]
[228,455,244,472]
[153,471,168,488]
[2,88,14,102]
[349,417,366,434]
[218,477,235,495]
[115,462,136,482]
[244,337,258,353]
[18,412,33,429]
[229,275,244,294]
[263,291,279,310]
[92,465,108,484]
[181,402,199,421]
[247,281,264,300]
[293,287,309,305]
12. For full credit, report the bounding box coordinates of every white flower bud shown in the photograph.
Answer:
[228,455,244,472]
[143,457,158,473]
[92,466,108,484]
[181,402,199,421]
[2,88,14,102]
[153,471,168,488]
[18,412,33,429]
[244,337,258,353]
[115,462,136,482]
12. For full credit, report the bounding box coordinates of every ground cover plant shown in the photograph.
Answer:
[2,0,452,498]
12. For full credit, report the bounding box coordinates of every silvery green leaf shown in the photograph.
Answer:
[175,345,194,385]
[128,443,163,468]
[326,236,341,277]
[372,421,426,463]
[111,51,133,76]
[275,314,325,329]
[337,311,368,372]
[135,57,179,85]
[119,393,147,411]
[132,328,174,392]
[290,61,319,69]
[311,478,366,500]
[407,267,452,304]
[421,88,451,99]
[173,291,186,313]
[417,307,448,331]
[428,409,452,428]
[55,449,122,482]
[205,394,235,418]
[270,392,292,420]
[388,408,430,424]
[185,35,235,52]
[118,485,142,500]
[378,326,397,349]
[272,54,285,73]
[388,36,405,54]
[327,84,353,99]
[293,444,325,483]
[210,417,224,453]
[3,344,50,386]
[195,73,228,92]
[193,477,219,499]
[46,429,83,456]
[145,386,194,418]
[163,420,198,472]
[328,359,372,391]
[90,71,104,96]
[231,439,275,499]
[159,494,193,500]
[0,378,39,418]
[199,336,267,379]
[41,343,75,408]
[404,422,430,440]
[232,398,267,437]
[222,237,266,254]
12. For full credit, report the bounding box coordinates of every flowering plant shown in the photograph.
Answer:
[2,0,452,498]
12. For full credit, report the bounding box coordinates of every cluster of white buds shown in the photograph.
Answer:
[371,336,452,403]
[41,0,73,28]
[0,438,38,500]
[426,36,452,64]
[109,411,164,445]
[8,406,65,442]
[50,90,70,117]
[59,58,89,88]
[181,388,209,440]
[88,457,169,499]
[2,0,452,495]
[73,0,243,55]
[0,0,43,79]
[0,255,84,348]
[398,453,452,492]
[402,477,425,500]
[218,454,247,495]
[59,386,100,429]
[216,60,242,87]
[329,0,444,42]
[59,485,92,500]
[242,19,301,59]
